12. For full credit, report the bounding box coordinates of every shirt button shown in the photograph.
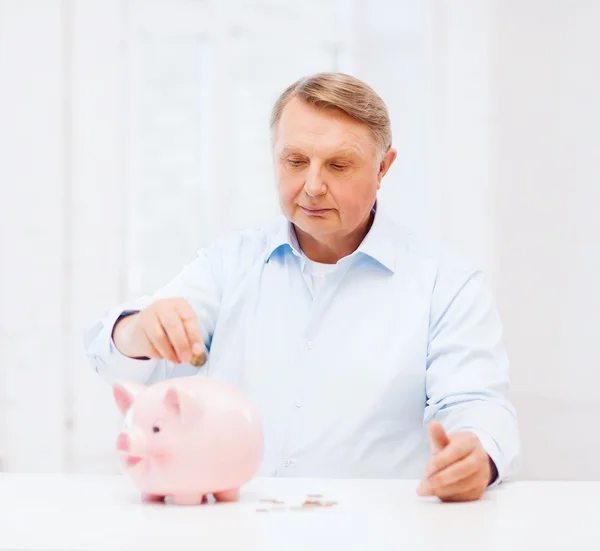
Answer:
[306,341,313,350]
[283,459,292,467]
[295,401,302,408]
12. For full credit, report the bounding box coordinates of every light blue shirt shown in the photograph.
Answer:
[84,206,520,483]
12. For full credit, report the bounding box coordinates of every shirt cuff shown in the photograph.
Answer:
[463,427,504,489]
[89,299,159,385]
[110,309,145,358]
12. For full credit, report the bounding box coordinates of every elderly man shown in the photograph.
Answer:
[85,72,520,502]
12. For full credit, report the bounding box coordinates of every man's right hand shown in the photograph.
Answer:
[112,298,205,365]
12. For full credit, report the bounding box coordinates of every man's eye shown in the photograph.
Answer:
[152,426,160,433]
[288,159,305,167]
[331,164,347,170]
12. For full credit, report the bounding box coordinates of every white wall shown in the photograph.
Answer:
[0,0,389,474]
[0,0,599,479]
[0,0,69,472]
[492,0,600,480]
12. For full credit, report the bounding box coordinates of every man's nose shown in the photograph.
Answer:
[304,168,327,197]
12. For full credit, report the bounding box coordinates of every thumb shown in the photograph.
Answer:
[428,421,450,453]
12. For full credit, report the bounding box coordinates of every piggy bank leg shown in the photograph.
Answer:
[214,488,240,502]
[141,493,165,503]
[172,494,205,506]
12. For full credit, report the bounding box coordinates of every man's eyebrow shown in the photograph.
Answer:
[331,148,362,158]
[279,145,362,157]
[279,146,300,156]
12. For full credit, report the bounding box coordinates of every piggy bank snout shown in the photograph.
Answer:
[116,432,131,452]
[116,428,146,457]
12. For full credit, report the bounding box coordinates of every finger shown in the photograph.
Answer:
[425,433,477,476]
[428,421,450,453]
[158,309,192,363]
[426,450,481,491]
[418,468,481,499]
[141,331,162,359]
[146,313,179,363]
[148,339,162,360]
[174,300,205,359]
[434,471,485,502]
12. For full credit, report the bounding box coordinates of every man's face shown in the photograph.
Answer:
[273,98,395,243]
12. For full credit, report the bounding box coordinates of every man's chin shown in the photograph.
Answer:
[293,219,338,241]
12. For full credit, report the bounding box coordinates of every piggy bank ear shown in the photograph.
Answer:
[163,387,202,425]
[113,380,144,416]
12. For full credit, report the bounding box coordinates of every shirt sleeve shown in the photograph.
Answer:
[83,243,224,386]
[424,269,521,486]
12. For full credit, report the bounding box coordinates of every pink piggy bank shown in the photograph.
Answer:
[112,376,263,505]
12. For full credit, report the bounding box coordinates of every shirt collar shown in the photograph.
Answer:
[265,203,396,273]
[265,216,302,261]
[354,205,396,273]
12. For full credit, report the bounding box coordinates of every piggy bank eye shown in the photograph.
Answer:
[152,426,160,433]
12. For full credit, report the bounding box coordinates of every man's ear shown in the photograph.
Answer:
[377,148,397,189]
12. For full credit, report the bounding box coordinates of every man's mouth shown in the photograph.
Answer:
[300,206,331,216]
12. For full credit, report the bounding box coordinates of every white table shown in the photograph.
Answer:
[0,473,598,550]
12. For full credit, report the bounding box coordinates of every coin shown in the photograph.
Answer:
[190,352,206,367]
[301,499,338,509]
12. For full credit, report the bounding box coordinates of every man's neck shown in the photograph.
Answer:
[294,212,374,264]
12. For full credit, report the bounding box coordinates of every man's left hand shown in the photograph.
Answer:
[416,421,495,502]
